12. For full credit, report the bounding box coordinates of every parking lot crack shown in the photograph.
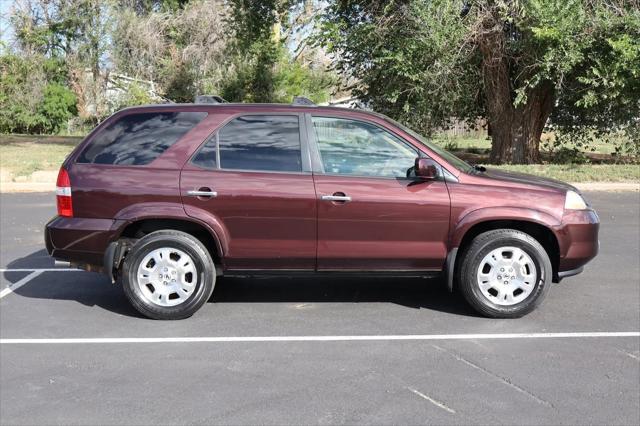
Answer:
[616,348,640,361]
[432,344,555,409]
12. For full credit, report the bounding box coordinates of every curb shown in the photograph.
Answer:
[0,182,56,193]
[572,182,639,192]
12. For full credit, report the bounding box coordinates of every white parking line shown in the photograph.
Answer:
[0,268,80,272]
[0,271,43,299]
[1,332,638,344]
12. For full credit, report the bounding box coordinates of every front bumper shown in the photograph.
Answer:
[555,209,600,280]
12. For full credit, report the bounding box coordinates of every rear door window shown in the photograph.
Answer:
[78,111,207,165]
[192,115,302,172]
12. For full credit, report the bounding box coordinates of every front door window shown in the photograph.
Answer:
[311,117,417,178]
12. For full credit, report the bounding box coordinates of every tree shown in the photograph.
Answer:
[224,0,336,103]
[0,53,77,133]
[111,0,232,102]
[11,0,112,120]
[320,0,640,164]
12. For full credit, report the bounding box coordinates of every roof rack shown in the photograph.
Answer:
[194,95,227,104]
[292,96,315,106]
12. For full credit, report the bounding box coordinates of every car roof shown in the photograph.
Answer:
[119,102,385,120]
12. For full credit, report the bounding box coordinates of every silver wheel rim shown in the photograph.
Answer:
[136,247,197,307]
[476,246,537,306]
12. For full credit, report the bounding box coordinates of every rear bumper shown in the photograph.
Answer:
[45,216,126,265]
[555,209,600,280]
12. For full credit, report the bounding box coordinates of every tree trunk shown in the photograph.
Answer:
[477,13,555,164]
[483,78,555,164]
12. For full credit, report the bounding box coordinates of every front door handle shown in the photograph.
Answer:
[321,193,352,203]
[187,187,217,198]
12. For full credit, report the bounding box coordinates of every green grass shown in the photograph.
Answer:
[0,134,82,146]
[1,135,81,177]
[0,137,77,177]
[432,136,492,152]
[432,134,621,155]
[491,164,640,183]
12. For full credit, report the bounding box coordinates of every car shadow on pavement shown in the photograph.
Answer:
[4,249,143,317]
[3,250,478,318]
[214,276,477,316]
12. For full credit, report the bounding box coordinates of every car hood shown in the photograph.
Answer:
[478,167,578,193]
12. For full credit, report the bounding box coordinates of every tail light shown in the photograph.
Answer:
[56,167,73,217]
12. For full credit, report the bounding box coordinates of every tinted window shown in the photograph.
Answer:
[217,115,302,172]
[312,117,416,178]
[79,111,207,165]
[192,133,218,169]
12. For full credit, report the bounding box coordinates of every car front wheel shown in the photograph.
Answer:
[457,229,552,318]
[121,230,216,320]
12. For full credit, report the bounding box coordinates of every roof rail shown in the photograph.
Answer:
[194,95,227,104]
[292,96,315,106]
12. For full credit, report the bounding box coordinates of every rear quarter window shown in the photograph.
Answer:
[78,111,207,165]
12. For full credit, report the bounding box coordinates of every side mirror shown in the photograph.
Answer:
[414,158,438,179]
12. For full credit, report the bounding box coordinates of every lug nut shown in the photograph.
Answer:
[511,276,515,279]
[498,275,502,280]
[504,281,509,285]
[500,268,504,272]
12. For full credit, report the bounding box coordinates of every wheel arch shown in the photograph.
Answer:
[105,213,226,283]
[117,218,223,264]
[447,213,562,291]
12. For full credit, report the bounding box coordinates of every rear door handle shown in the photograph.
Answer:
[321,193,352,203]
[187,188,217,198]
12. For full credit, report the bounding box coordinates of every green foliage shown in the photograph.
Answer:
[0,53,76,134]
[39,83,78,133]
[228,0,294,48]
[222,43,334,103]
[319,0,481,136]
[550,6,640,161]
[319,0,640,163]
[161,61,198,103]
[274,57,334,104]
[548,128,640,165]
[223,1,335,104]
[119,0,191,15]
[113,82,155,111]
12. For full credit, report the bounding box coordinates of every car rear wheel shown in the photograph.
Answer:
[121,230,215,320]
[457,229,552,318]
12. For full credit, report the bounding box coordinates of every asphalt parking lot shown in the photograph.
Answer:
[1,191,639,425]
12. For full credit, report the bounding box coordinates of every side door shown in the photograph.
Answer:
[180,114,317,271]
[308,115,451,271]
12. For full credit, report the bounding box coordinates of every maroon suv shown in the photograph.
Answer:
[45,102,599,319]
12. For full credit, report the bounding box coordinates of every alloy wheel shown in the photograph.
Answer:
[476,246,538,306]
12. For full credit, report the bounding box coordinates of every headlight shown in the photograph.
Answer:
[564,190,588,210]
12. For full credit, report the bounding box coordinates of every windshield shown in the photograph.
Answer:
[383,117,474,173]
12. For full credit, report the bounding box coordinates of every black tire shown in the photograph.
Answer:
[121,230,216,320]
[456,229,552,318]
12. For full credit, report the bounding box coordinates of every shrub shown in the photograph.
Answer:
[39,83,78,133]
[0,54,76,134]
